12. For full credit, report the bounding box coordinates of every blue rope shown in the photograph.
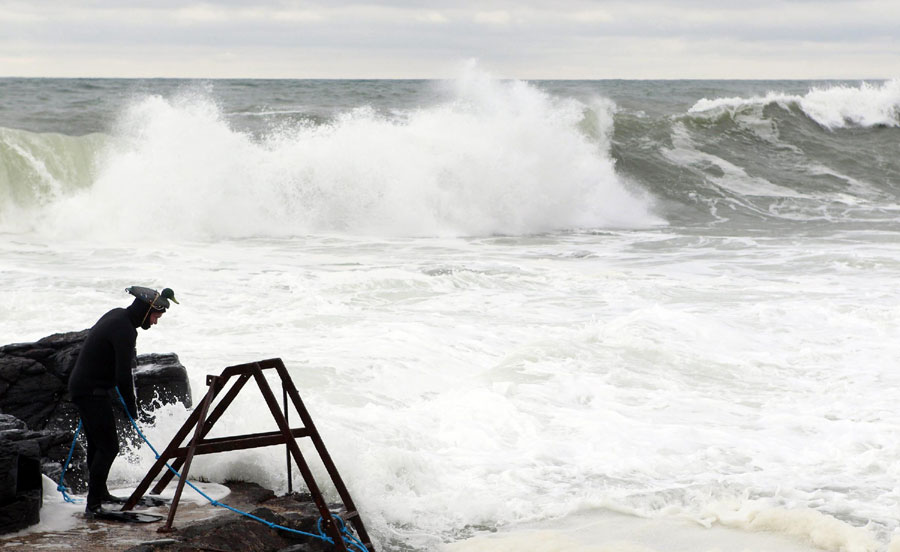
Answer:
[319,515,370,552]
[57,419,83,504]
[113,387,369,552]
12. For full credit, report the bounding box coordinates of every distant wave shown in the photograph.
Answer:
[600,79,900,228]
[688,79,900,129]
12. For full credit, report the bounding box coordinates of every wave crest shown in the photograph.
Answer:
[688,79,900,130]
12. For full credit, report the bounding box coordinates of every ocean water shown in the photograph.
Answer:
[1,69,900,551]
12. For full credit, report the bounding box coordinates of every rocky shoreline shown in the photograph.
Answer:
[0,331,361,551]
[2,480,344,552]
[0,329,193,534]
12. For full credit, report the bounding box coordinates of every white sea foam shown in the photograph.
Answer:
[3,228,893,549]
[444,507,848,552]
[689,79,900,129]
[14,68,658,240]
[1,230,899,550]
[701,500,881,552]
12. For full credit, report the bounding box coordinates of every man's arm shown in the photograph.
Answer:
[113,326,139,419]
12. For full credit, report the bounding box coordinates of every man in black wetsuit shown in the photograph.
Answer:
[68,286,178,518]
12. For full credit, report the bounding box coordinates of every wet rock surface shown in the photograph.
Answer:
[122,484,340,552]
[0,482,350,552]
[0,334,366,550]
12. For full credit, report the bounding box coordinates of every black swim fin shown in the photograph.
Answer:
[86,506,163,523]
[103,494,169,507]
[138,495,169,507]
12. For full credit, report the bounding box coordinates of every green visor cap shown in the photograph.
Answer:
[126,286,179,311]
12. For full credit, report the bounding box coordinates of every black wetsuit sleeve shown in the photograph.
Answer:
[113,326,139,419]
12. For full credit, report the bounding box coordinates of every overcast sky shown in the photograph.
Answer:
[2,1,898,79]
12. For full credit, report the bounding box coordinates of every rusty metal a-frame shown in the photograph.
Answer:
[122,358,373,551]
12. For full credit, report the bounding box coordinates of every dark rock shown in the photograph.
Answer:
[2,369,61,430]
[36,330,89,348]
[0,356,35,383]
[255,492,360,552]
[252,507,331,547]
[0,330,193,526]
[227,480,276,505]
[0,446,17,504]
[1,330,88,383]
[0,330,192,432]
[12,348,56,362]
[0,417,45,533]
[249,506,282,524]
[123,504,334,552]
[168,515,297,552]
[0,490,41,535]
[134,353,193,409]
[0,414,26,432]
[122,539,180,552]
[0,331,84,431]
[0,414,81,499]
[257,494,325,537]
[120,484,344,552]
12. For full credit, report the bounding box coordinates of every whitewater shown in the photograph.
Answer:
[1,72,900,551]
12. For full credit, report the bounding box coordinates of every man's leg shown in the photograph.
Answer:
[73,396,119,510]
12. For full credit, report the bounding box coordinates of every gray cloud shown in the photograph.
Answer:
[1,1,898,78]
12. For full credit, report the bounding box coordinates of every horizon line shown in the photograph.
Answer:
[0,75,893,82]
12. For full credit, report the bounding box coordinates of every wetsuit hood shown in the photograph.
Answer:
[125,298,150,329]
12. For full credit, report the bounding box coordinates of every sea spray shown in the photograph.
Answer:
[27,71,659,241]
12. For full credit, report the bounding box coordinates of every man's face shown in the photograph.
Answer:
[148,311,164,326]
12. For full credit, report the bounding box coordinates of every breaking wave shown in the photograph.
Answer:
[0,70,659,240]
[0,127,105,212]
[5,77,899,239]
[688,79,900,129]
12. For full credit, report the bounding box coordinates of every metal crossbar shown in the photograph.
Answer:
[123,358,373,551]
